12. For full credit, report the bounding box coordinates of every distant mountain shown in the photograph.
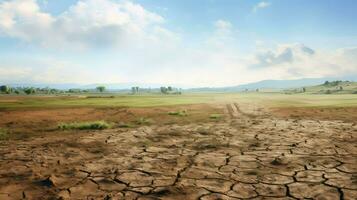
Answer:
[4,75,357,92]
[286,80,357,94]
[186,76,357,92]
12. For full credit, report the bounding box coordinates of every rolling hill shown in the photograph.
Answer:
[288,81,357,94]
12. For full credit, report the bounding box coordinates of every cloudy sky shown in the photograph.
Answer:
[1,0,357,87]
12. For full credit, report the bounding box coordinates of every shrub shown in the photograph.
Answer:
[135,117,153,125]
[209,114,222,119]
[0,129,8,140]
[58,121,112,130]
[168,110,187,116]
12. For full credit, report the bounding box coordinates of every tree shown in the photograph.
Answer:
[131,86,139,94]
[302,87,306,93]
[24,88,35,95]
[0,85,10,93]
[339,86,343,91]
[160,87,168,94]
[168,86,173,91]
[50,89,58,94]
[68,89,81,93]
[96,86,106,93]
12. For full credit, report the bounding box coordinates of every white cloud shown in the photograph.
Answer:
[0,0,53,41]
[249,43,357,79]
[0,0,177,49]
[253,1,271,12]
[251,43,314,68]
[0,1,356,87]
[1,43,357,87]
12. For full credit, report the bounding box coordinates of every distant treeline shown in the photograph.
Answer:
[0,85,100,95]
[131,86,182,95]
[0,85,182,95]
[283,80,357,94]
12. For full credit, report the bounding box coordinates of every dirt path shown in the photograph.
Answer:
[0,104,356,199]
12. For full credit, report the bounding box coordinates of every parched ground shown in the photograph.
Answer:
[0,103,356,200]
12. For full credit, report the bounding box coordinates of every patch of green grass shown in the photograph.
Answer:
[86,95,115,98]
[209,114,222,119]
[134,117,153,125]
[1,92,357,110]
[58,121,113,130]
[168,110,188,116]
[0,129,9,140]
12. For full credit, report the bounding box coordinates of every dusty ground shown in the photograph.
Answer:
[272,107,357,123]
[0,104,221,136]
[0,103,356,200]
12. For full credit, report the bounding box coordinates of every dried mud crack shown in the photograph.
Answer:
[0,104,356,200]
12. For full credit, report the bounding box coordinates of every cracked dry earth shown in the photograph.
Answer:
[1,103,357,200]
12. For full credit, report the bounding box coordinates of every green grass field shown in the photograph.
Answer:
[0,93,356,110]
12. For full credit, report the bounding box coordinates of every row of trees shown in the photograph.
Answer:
[323,80,344,86]
[159,86,181,94]
[130,86,182,95]
[1,85,44,95]
[1,84,184,95]
[0,85,107,95]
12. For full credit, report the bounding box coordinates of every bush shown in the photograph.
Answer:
[134,117,153,125]
[58,121,112,130]
[168,110,187,116]
[0,129,8,140]
[209,114,222,119]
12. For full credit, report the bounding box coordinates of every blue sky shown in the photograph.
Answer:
[1,0,357,87]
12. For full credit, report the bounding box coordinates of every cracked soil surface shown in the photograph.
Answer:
[0,103,356,199]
